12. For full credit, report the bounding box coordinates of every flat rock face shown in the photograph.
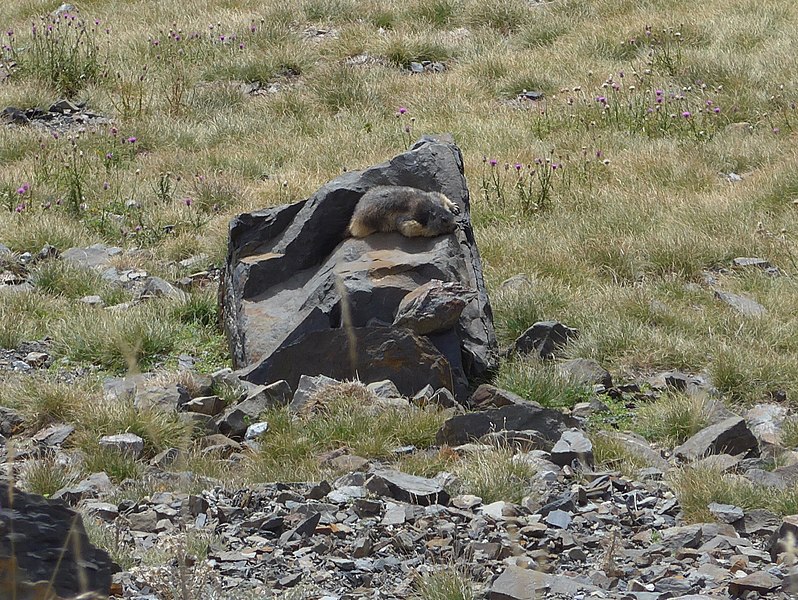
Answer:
[0,482,117,597]
[240,326,453,399]
[221,139,497,401]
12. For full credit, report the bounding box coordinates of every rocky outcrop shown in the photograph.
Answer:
[221,138,497,401]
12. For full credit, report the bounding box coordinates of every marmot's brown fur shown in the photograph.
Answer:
[347,186,460,238]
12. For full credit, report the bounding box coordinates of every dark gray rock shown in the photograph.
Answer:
[556,358,612,388]
[550,428,594,468]
[708,502,744,524]
[436,402,577,447]
[745,403,787,447]
[241,327,454,400]
[511,321,578,359]
[98,433,144,458]
[214,380,291,439]
[366,469,449,505]
[139,276,189,301]
[469,384,528,409]
[51,472,115,505]
[220,138,497,403]
[0,483,117,597]
[727,571,780,596]
[133,381,191,411]
[392,279,477,335]
[673,417,759,461]
[290,374,340,413]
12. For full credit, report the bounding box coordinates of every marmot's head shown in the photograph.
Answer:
[421,194,458,235]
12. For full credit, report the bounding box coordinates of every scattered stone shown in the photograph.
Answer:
[32,423,74,446]
[183,395,225,416]
[709,502,744,524]
[366,379,402,399]
[139,276,189,301]
[674,417,759,461]
[746,403,787,447]
[436,402,577,447]
[556,358,612,388]
[511,321,578,359]
[714,290,766,317]
[727,571,781,596]
[366,469,450,506]
[244,421,269,440]
[392,279,476,335]
[214,380,291,439]
[733,257,771,269]
[98,433,145,458]
[550,429,594,469]
[52,472,115,504]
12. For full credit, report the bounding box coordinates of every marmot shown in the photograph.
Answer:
[347,186,460,238]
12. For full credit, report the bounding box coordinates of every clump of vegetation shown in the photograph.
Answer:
[670,465,798,523]
[494,357,592,409]
[413,565,476,600]
[634,392,713,446]
[451,446,537,504]
[248,382,447,482]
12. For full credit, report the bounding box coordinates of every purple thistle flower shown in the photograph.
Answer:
[15,203,25,212]
[489,159,498,167]
[398,106,407,115]
[514,163,522,171]
[183,197,193,206]
[595,96,607,104]
[682,111,691,119]
[127,136,137,143]
[713,107,721,114]
[655,89,663,96]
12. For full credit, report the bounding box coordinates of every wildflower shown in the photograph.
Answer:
[110,127,118,136]
[183,197,193,206]
[682,111,691,119]
[595,96,607,104]
[15,203,25,212]
[602,159,610,166]
[105,152,113,160]
[773,127,780,134]
[713,107,721,114]
[514,163,522,171]
[655,89,663,96]
[489,159,498,167]
[103,181,110,190]
[52,131,59,140]
[127,136,137,143]
[239,43,244,50]
[398,106,407,115]
[551,163,561,170]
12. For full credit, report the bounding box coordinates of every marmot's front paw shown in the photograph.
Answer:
[449,203,461,216]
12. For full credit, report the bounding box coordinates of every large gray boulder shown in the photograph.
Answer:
[221,138,497,400]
